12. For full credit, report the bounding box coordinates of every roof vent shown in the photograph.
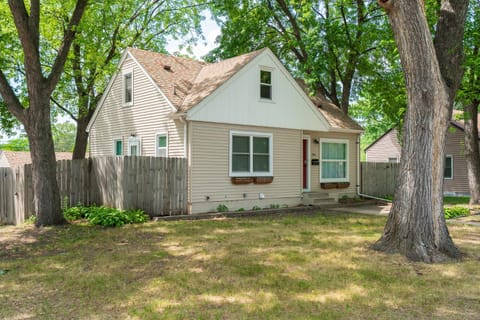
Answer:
[163,65,172,71]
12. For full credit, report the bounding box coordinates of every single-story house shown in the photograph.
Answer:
[365,111,480,196]
[87,47,363,214]
[0,150,72,168]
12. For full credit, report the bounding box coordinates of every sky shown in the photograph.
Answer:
[165,10,221,60]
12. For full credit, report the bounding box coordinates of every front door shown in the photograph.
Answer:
[302,137,310,191]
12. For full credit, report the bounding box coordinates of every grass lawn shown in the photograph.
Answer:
[1,211,479,319]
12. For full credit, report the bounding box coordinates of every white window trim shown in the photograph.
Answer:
[229,130,273,177]
[303,135,311,192]
[259,66,274,102]
[122,68,134,106]
[444,154,453,179]
[320,138,349,183]
[156,132,169,157]
[128,136,141,156]
[113,138,123,156]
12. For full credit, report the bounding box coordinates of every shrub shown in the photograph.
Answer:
[63,205,90,221]
[63,205,148,227]
[252,205,261,211]
[217,204,229,212]
[444,206,470,219]
[270,204,280,209]
[236,208,245,212]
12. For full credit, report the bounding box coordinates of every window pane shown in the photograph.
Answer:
[124,73,132,103]
[130,145,138,156]
[322,142,346,160]
[260,70,271,84]
[253,155,270,172]
[444,156,452,178]
[322,161,346,179]
[253,137,269,153]
[115,140,122,155]
[232,154,250,172]
[233,136,249,153]
[260,85,272,99]
[157,135,167,148]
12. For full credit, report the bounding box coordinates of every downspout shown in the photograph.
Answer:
[355,135,391,202]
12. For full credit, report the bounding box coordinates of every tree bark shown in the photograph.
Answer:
[464,100,480,206]
[24,96,64,226]
[72,114,90,159]
[373,0,468,262]
[0,0,88,226]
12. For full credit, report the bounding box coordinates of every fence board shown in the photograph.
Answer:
[361,162,399,197]
[0,156,187,225]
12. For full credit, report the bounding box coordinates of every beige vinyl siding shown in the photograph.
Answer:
[365,129,401,162]
[189,121,302,213]
[303,131,359,198]
[444,126,469,194]
[89,57,185,158]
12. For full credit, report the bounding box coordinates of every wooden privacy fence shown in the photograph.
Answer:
[0,156,187,225]
[360,162,399,197]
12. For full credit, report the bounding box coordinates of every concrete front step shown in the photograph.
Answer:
[302,192,337,206]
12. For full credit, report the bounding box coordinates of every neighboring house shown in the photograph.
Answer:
[365,112,480,196]
[0,151,72,168]
[87,47,363,214]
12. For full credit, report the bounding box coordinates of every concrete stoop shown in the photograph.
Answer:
[302,192,337,207]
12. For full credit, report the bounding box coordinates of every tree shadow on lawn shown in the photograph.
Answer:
[0,213,479,319]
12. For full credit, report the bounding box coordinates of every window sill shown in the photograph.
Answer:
[258,98,275,104]
[231,176,274,185]
[123,102,133,107]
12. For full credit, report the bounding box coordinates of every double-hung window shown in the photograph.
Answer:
[123,70,133,105]
[156,133,168,157]
[260,69,272,100]
[230,131,273,177]
[114,139,123,156]
[320,139,349,182]
[444,155,453,179]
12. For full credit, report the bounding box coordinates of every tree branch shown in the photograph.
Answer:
[50,96,78,122]
[8,0,43,81]
[0,70,26,122]
[46,0,89,94]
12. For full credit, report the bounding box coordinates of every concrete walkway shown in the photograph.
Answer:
[331,203,480,227]
[329,203,391,216]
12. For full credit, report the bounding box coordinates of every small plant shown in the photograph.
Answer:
[25,215,36,224]
[217,204,229,212]
[252,205,261,211]
[236,208,245,212]
[444,206,470,219]
[269,203,280,209]
[63,205,148,227]
[63,205,90,221]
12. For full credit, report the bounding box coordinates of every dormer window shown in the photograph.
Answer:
[260,69,272,100]
[123,70,133,105]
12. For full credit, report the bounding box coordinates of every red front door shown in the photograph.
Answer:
[302,139,308,189]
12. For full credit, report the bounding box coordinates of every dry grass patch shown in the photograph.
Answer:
[0,212,479,319]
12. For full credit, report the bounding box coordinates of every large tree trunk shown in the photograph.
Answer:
[25,96,65,226]
[373,0,468,262]
[464,101,480,206]
[72,116,90,159]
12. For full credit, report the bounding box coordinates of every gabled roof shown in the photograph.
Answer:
[89,47,363,132]
[128,47,265,112]
[0,151,72,168]
[366,110,480,151]
[295,79,363,131]
[451,110,480,138]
